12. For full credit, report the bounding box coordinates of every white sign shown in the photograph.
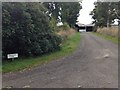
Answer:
[7,53,18,59]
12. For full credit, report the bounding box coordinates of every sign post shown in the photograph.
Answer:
[7,53,18,60]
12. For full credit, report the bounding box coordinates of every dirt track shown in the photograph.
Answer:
[3,32,118,88]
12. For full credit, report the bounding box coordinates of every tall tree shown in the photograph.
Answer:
[90,2,119,27]
[43,2,82,28]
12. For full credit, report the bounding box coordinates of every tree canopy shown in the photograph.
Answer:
[44,2,82,28]
[90,2,119,27]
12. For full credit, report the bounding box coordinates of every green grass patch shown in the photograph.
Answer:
[3,32,80,73]
[93,32,119,44]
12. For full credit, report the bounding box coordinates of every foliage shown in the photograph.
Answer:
[43,2,82,28]
[117,2,120,25]
[90,2,119,27]
[3,32,80,73]
[49,17,59,32]
[60,2,82,28]
[59,22,70,31]
[2,2,62,59]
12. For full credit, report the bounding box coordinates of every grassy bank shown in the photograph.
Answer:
[3,32,80,73]
[94,26,119,44]
[93,32,119,44]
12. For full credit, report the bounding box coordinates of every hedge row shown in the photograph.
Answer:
[2,2,62,59]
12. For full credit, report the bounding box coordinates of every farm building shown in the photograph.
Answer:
[75,22,94,32]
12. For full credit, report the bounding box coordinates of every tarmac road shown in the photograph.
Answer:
[3,32,118,88]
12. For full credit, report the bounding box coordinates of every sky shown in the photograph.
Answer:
[77,0,97,25]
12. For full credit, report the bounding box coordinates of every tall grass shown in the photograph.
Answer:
[97,26,118,37]
[57,28,76,42]
[95,26,119,44]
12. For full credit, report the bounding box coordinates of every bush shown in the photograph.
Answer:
[2,2,62,60]
[61,23,70,31]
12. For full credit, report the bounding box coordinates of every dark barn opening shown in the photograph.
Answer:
[75,23,94,32]
[79,26,86,30]
[86,26,93,32]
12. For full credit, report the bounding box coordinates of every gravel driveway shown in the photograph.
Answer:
[3,32,118,88]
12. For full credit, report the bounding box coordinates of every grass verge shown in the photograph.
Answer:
[3,32,80,73]
[93,32,119,44]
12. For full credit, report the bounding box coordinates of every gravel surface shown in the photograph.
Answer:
[3,32,118,88]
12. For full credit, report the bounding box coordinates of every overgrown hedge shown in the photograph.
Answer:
[2,2,62,60]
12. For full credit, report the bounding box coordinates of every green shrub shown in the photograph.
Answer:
[59,22,70,31]
[62,23,70,31]
[2,2,62,60]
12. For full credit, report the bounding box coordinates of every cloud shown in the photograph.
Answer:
[77,0,97,25]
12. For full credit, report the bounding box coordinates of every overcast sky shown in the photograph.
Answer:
[77,0,97,25]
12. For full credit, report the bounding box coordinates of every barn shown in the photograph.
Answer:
[75,23,94,32]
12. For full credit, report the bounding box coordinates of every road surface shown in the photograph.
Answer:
[3,32,118,88]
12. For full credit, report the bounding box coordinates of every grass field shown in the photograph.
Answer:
[3,32,80,73]
[93,32,119,44]
[97,26,118,37]
[93,26,119,44]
